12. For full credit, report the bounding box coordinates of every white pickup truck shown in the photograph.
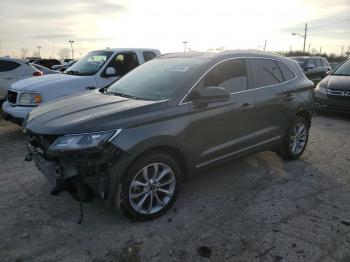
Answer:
[2,48,160,124]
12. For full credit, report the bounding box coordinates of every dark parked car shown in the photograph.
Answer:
[290,56,331,83]
[33,59,61,69]
[314,59,350,113]
[23,51,314,220]
[51,60,77,72]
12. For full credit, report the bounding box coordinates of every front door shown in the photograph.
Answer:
[188,58,256,168]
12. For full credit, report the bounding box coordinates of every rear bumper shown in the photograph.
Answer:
[314,92,350,113]
[2,101,34,124]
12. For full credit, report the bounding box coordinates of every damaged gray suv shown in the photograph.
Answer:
[23,51,314,220]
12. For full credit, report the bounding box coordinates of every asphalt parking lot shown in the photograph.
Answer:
[0,113,350,262]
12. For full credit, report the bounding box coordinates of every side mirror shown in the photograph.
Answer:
[190,86,230,104]
[305,64,315,71]
[104,67,117,77]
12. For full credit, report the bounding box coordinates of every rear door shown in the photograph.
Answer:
[247,58,296,145]
[0,60,20,99]
[314,58,324,82]
[97,52,140,88]
[304,58,318,82]
[189,58,256,167]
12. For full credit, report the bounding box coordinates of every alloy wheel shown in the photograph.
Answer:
[289,122,307,155]
[128,163,176,214]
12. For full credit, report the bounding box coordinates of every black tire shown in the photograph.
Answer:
[278,116,309,160]
[119,151,181,221]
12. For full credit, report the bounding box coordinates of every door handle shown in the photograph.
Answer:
[239,103,254,111]
[284,93,296,101]
[86,86,96,90]
[3,77,14,80]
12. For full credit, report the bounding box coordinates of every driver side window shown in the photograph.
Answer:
[106,53,140,77]
[204,59,248,93]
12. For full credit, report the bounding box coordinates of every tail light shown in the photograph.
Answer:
[33,71,43,76]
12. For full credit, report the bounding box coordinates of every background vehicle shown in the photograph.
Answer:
[290,56,331,83]
[31,63,60,75]
[2,48,160,123]
[51,60,77,72]
[33,59,61,69]
[0,57,43,101]
[23,51,314,221]
[315,58,350,113]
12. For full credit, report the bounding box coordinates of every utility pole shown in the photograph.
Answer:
[292,23,308,53]
[340,46,344,57]
[308,43,311,54]
[303,23,308,54]
[68,40,74,59]
[0,40,2,57]
[37,46,42,57]
[319,47,322,54]
[347,46,350,58]
[263,40,267,52]
[182,41,188,52]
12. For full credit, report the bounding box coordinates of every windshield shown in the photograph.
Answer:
[65,51,112,76]
[333,59,350,76]
[107,58,206,100]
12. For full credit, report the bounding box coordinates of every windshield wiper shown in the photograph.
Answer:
[65,70,80,75]
[108,92,140,100]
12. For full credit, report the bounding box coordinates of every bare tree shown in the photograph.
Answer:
[57,48,70,60]
[20,48,29,59]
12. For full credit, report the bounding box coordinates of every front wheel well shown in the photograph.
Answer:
[127,145,190,180]
[296,110,311,128]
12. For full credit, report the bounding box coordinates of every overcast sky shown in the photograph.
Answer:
[0,0,349,58]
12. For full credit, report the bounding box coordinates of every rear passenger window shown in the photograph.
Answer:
[0,60,21,72]
[307,59,315,67]
[204,59,247,93]
[143,51,157,62]
[277,61,295,81]
[315,59,322,67]
[250,59,283,88]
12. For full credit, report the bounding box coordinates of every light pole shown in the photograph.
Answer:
[182,41,188,52]
[37,46,42,57]
[263,40,267,52]
[68,40,74,59]
[292,23,308,53]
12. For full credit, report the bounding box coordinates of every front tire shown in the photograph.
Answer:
[119,152,181,221]
[278,116,309,160]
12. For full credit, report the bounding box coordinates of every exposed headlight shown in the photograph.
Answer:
[19,93,42,105]
[315,84,327,95]
[49,129,121,152]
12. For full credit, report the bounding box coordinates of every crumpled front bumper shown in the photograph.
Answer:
[27,143,60,185]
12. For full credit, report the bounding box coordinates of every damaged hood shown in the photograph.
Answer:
[25,90,167,135]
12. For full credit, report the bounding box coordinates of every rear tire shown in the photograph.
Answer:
[119,151,181,221]
[278,116,309,160]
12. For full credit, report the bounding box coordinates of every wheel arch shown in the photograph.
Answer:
[296,109,312,128]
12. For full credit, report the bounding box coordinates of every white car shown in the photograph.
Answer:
[2,48,160,124]
[0,57,43,100]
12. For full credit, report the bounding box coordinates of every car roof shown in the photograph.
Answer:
[93,48,160,53]
[290,56,325,59]
[0,57,28,63]
[158,50,286,60]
